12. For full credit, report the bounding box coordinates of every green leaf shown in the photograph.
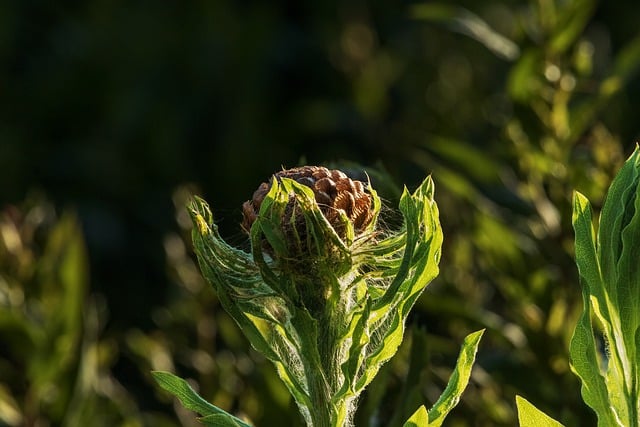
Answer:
[515,395,565,427]
[598,147,640,293]
[609,35,640,88]
[199,414,254,427]
[611,149,640,413]
[403,405,428,427]
[151,371,252,427]
[28,213,88,410]
[548,0,596,55]
[355,177,443,393]
[570,192,620,426]
[570,148,640,426]
[507,49,542,103]
[427,329,484,426]
[51,213,88,337]
[410,3,519,60]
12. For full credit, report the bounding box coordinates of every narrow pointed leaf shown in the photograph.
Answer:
[570,192,620,426]
[199,414,253,427]
[403,405,429,427]
[599,147,640,296]
[515,395,564,427]
[427,329,484,426]
[151,371,252,427]
[410,3,519,60]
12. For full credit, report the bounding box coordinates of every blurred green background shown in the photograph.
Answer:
[2,0,640,425]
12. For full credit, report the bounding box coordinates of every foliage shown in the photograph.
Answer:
[405,1,640,424]
[0,198,171,426]
[426,329,484,426]
[2,0,640,425]
[515,396,564,427]
[152,371,252,427]
[570,147,640,426]
[154,176,482,426]
[513,145,640,426]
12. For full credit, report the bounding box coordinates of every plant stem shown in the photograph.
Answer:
[299,287,354,427]
[305,364,332,427]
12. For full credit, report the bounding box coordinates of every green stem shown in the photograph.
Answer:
[305,365,332,427]
[303,292,353,427]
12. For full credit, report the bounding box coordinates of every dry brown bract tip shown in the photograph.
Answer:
[241,166,373,237]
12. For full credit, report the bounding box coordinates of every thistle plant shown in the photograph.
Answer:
[153,166,483,426]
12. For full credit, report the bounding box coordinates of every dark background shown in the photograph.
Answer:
[2,0,640,425]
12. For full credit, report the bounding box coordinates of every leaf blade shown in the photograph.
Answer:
[427,329,484,426]
[151,371,252,427]
[570,192,625,426]
[515,395,565,427]
[403,405,429,427]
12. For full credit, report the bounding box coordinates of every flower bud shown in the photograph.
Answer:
[241,166,374,262]
[239,167,380,303]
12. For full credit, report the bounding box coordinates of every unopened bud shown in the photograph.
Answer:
[241,166,374,239]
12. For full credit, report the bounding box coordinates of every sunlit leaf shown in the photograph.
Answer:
[0,384,22,426]
[507,49,542,103]
[515,395,564,427]
[199,414,254,427]
[570,147,640,426]
[403,405,428,427]
[151,371,252,427]
[410,3,519,60]
[570,192,621,427]
[427,329,484,426]
[548,0,596,55]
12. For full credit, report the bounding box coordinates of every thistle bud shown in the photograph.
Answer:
[241,166,374,238]
[189,167,442,427]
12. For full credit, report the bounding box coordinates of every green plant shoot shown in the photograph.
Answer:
[153,167,483,426]
[571,145,640,426]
